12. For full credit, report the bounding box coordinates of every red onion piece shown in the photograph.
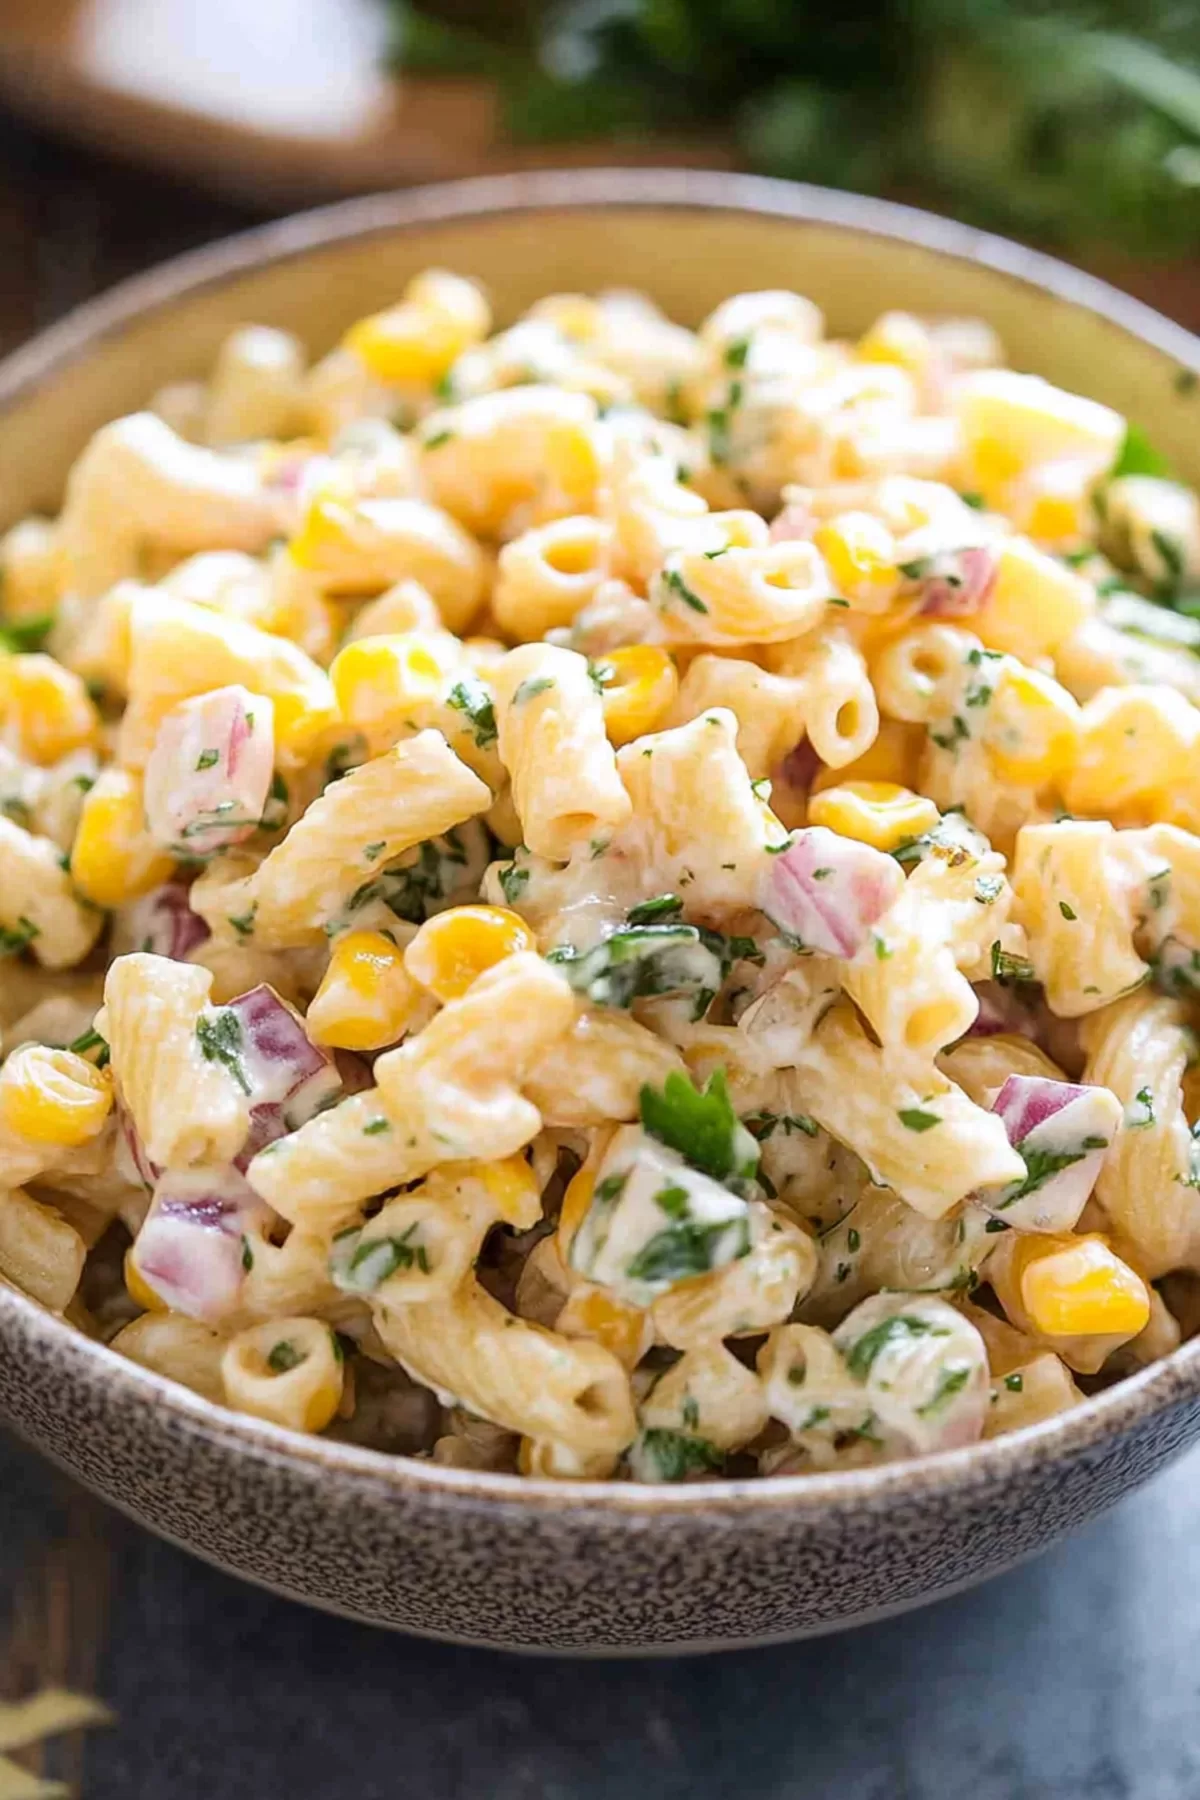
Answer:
[988,1073,1122,1233]
[910,546,998,618]
[762,826,905,959]
[131,1165,267,1322]
[122,884,211,963]
[768,501,814,544]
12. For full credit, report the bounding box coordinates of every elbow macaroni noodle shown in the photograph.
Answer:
[1,271,1197,1482]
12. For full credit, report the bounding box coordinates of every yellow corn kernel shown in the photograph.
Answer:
[857,311,935,382]
[974,537,1092,660]
[556,1284,651,1372]
[1018,1235,1150,1339]
[811,718,925,794]
[558,1166,594,1259]
[807,780,939,852]
[0,653,100,764]
[1065,686,1200,817]
[957,372,1125,499]
[71,768,176,908]
[984,665,1081,786]
[306,929,421,1051]
[329,631,457,753]
[812,513,900,613]
[343,271,489,386]
[1,519,63,621]
[594,645,678,746]
[476,1154,541,1228]
[404,904,535,1002]
[0,1044,112,1146]
[287,494,359,574]
[124,1246,167,1313]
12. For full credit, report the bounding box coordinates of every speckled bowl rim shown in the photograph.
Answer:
[3,167,1200,1520]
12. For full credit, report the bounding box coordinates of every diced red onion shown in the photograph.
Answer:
[768,501,814,544]
[776,738,821,792]
[131,1165,267,1322]
[762,826,905,959]
[143,684,275,857]
[988,1073,1121,1233]
[122,884,210,963]
[966,981,1038,1041]
[911,546,998,618]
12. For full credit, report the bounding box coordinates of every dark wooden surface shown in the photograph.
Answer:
[2,106,1200,1799]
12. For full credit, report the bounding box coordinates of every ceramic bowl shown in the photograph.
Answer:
[2,171,1200,1656]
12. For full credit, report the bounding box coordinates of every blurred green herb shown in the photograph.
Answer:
[385,1,1200,252]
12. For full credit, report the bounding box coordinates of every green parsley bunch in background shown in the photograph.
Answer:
[387,0,1200,253]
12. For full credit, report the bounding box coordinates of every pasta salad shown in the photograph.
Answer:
[1,269,1198,1483]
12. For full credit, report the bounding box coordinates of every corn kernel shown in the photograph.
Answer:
[956,371,1124,499]
[287,494,359,574]
[594,646,678,746]
[558,1166,594,1259]
[0,653,100,764]
[811,718,925,793]
[975,537,1092,660]
[812,513,900,613]
[476,1154,541,1229]
[306,929,421,1051]
[404,905,535,1002]
[0,1044,112,1146]
[807,780,940,852]
[124,1246,167,1313]
[1018,1235,1150,1339]
[329,631,457,753]
[983,665,1081,786]
[70,768,176,908]
[857,311,935,383]
[344,272,489,386]
[556,1283,651,1371]
[1,518,62,622]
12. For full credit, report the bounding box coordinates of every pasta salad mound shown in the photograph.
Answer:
[1,271,1198,1483]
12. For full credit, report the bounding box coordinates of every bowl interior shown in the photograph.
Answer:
[0,169,1198,527]
[1,170,1200,1522]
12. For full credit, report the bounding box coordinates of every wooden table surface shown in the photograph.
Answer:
[2,103,1200,1799]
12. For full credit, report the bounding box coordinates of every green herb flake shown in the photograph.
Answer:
[267,1340,303,1374]
[639,1067,759,1190]
[512,675,555,705]
[195,1009,251,1095]
[363,1116,391,1136]
[1111,422,1172,480]
[659,566,709,615]
[1004,1372,1024,1393]
[227,906,257,940]
[241,1236,254,1273]
[844,1314,949,1381]
[446,677,498,748]
[991,941,1036,986]
[423,428,454,451]
[1059,900,1078,921]
[898,1107,940,1133]
[195,748,220,772]
[0,915,39,958]
[633,1427,724,1482]
[627,893,683,926]
[916,1364,972,1417]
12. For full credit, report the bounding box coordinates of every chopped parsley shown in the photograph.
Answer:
[0,614,54,654]
[446,677,498,748]
[423,428,454,450]
[0,916,39,958]
[195,748,220,772]
[195,1009,251,1095]
[267,1340,304,1374]
[498,858,530,906]
[1126,1087,1155,1130]
[844,1313,950,1380]
[1110,422,1171,480]
[991,941,1036,986]
[363,1116,391,1136]
[658,566,708,614]
[626,893,684,926]
[67,1027,110,1068]
[1058,900,1078,921]
[241,1236,254,1273]
[227,906,257,940]
[631,1427,724,1482]
[625,1213,750,1285]
[512,675,555,705]
[349,1225,430,1285]
[898,1107,940,1133]
[1004,1372,1024,1393]
[639,1068,759,1192]
[916,1364,972,1417]
[996,1145,1087,1208]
